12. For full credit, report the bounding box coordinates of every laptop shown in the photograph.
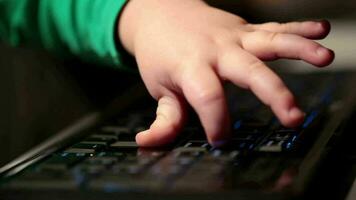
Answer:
[0,59,356,199]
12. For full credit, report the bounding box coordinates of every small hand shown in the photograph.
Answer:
[118,0,334,147]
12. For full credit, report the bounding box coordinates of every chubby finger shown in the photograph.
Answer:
[181,67,230,146]
[250,20,331,40]
[242,31,334,66]
[136,95,186,147]
[218,46,305,127]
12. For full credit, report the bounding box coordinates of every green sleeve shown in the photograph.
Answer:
[0,0,129,67]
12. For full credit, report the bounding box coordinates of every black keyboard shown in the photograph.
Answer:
[0,73,349,194]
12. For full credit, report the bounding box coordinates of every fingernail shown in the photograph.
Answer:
[316,47,329,56]
[211,140,228,148]
[318,20,330,29]
[316,48,335,66]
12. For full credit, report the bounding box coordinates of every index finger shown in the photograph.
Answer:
[180,65,230,146]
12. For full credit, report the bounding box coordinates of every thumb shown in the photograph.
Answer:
[135,95,186,147]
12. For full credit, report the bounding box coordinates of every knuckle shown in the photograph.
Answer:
[253,30,279,43]
[263,22,290,32]
[194,87,223,106]
[280,88,294,102]
[189,37,217,60]
[218,45,235,65]
[267,31,279,43]
[281,22,298,33]
[247,60,266,82]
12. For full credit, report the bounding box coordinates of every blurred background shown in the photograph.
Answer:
[0,0,355,167]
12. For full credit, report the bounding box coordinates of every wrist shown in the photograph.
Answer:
[118,0,141,55]
[118,0,208,56]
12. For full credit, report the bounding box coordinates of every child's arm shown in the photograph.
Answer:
[0,0,128,67]
[118,0,334,147]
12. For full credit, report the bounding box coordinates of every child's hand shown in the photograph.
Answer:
[118,0,334,147]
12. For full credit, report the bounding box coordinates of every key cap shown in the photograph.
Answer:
[257,130,299,152]
[173,147,207,157]
[184,140,211,150]
[216,139,255,151]
[38,152,88,171]
[75,164,106,176]
[110,141,138,148]
[84,134,118,145]
[84,156,118,166]
[65,142,106,154]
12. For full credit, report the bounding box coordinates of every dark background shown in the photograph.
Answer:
[0,0,355,167]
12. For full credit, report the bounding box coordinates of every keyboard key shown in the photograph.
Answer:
[110,141,138,148]
[232,130,265,141]
[148,158,185,177]
[80,140,110,146]
[65,143,106,154]
[75,164,106,176]
[173,147,207,157]
[110,163,144,175]
[257,130,299,152]
[216,139,255,151]
[64,148,96,154]
[233,119,271,132]
[206,150,240,163]
[85,134,118,145]
[84,156,118,166]
[38,152,88,171]
[184,140,211,150]
[258,139,284,152]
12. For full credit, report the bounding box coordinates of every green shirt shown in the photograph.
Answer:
[0,0,128,67]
